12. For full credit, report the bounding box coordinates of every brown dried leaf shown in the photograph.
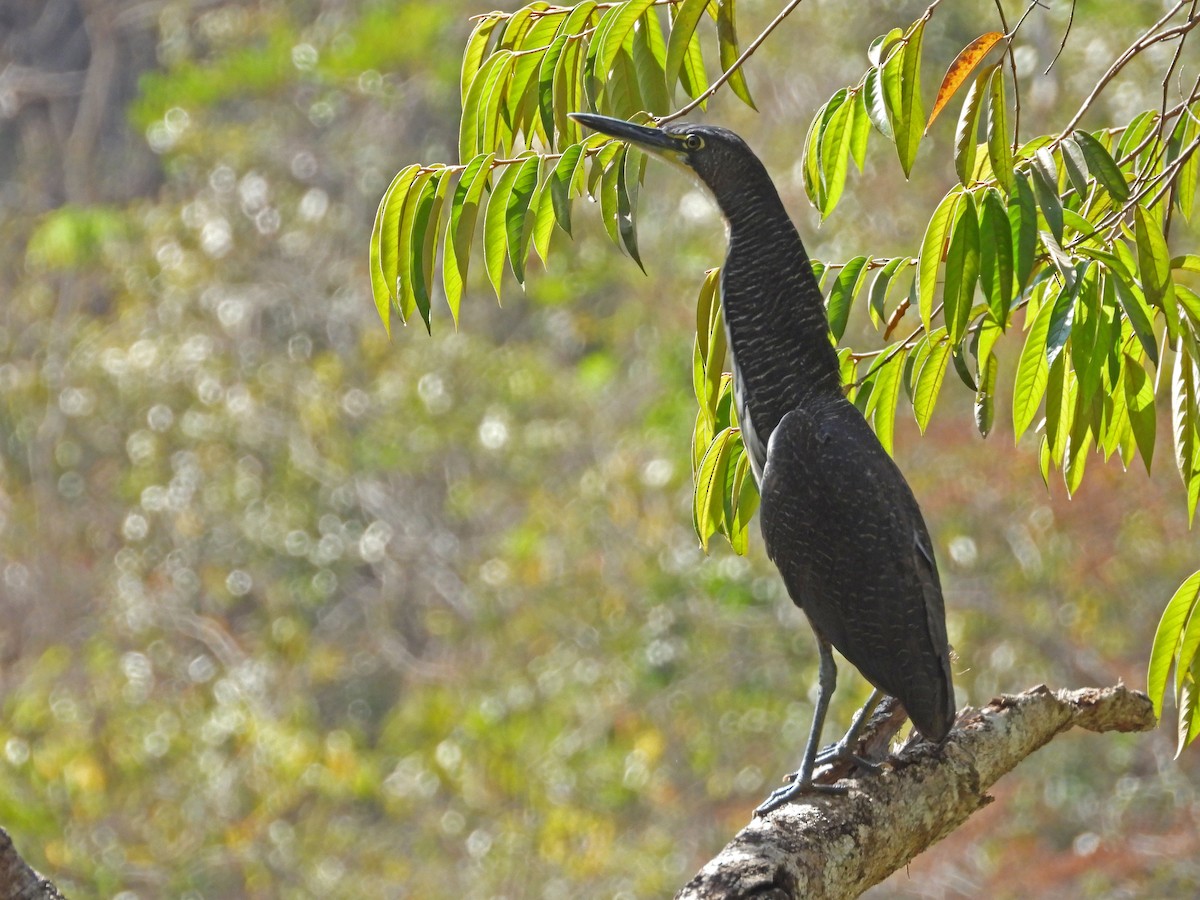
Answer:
[926,31,1005,133]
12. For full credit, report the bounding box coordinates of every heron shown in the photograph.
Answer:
[570,113,956,815]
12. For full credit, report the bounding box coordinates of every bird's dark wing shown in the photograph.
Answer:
[758,397,955,740]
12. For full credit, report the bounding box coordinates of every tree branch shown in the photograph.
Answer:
[676,684,1156,900]
[0,829,67,900]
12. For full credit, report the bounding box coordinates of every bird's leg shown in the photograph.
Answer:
[754,639,842,816]
[811,688,884,771]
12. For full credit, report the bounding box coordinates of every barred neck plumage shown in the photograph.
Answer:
[715,170,843,453]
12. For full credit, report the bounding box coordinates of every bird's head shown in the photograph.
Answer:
[569,113,763,209]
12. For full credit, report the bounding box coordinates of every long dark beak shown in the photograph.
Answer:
[568,113,678,152]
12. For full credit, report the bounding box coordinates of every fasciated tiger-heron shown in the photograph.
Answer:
[570,113,956,815]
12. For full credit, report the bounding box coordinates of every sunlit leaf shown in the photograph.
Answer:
[1060,136,1090,199]
[1031,163,1063,243]
[943,192,980,344]
[370,163,421,331]
[1009,171,1037,292]
[863,65,893,141]
[694,427,736,551]
[461,15,502,106]
[975,350,997,437]
[728,450,759,555]
[396,168,437,323]
[826,255,869,341]
[631,9,671,116]
[927,31,1004,132]
[1110,272,1160,366]
[617,145,646,269]
[818,93,854,217]
[1148,570,1200,719]
[913,328,950,432]
[884,18,925,177]
[716,0,756,110]
[1135,205,1178,338]
[953,68,988,187]
[985,64,1012,194]
[868,256,911,328]
[1012,285,1056,440]
[918,189,962,330]
[978,188,1013,322]
[1074,129,1130,202]
[538,33,570,144]
[666,0,709,101]
[414,170,453,330]
[848,92,871,172]
[483,157,526,301]
[595,0,658,88]
[1124,351,1156,474]
[868,349,906,454]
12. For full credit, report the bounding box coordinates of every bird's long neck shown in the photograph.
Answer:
[716,171,843,440]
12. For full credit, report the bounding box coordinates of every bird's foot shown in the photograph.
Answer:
[812,742,882,773]
[754,776,847,816]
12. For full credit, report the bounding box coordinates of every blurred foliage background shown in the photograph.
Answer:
[1,0,1199,896]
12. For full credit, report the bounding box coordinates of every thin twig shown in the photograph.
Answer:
[1043,0,1076,75]
[658,0,808,124]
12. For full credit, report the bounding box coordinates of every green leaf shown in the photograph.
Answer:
[396,168,437,323]
[1124,352,1156,474]
[1172,345,1200,521]
[868,349,906,454]
[885,18,926,177]
[1031,163,1063,243]
[370,164,421,331]
[461,16,502,106]
[863,65,893,141]
[631,9,671,116]
[826,256,869,341]
[978,188,1013,322]
[548,143,584,236]
[464,51,514,161]
[595,0,659,86]
[665,0,709,100]
[537,33,570,145]
[943,192,980,344]
[503,155,541,286]
[868,257,911,328]
[1060,136,1090,199]
[1148,570,1200,719]
[954,67,988,187]
[1074,129,1130,202]
[442,153,494,327]
[848,92,871,172]
[985,64,1012,194]
[728,449,759,555]
[694,427,736,551]
[975,350,997,437]
[918,189,962,330]
[1110,272,1160,366]
[818,94,854,217]
[716,0,756,110]
[1009,172,1037,292]
[1135,205,1178,338]
[617,145,645,269]
[1175,108,1198,220]
[913,328,950,432]
[414,170,453,331]
[600,144,625,249]
[482,157,526,301]
[1012,285,1056,440]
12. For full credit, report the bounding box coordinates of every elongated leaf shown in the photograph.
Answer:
[461,16,502,105]
[943,192,980,344]
[396,168,436,323]
[414,170,453,330]
[848,93,871,172]
[728,450,759,555]
[869,256,911,328]
[1124,352,1156,474]
[1172,346,1199,511]
[465,52,515,162]
[928,31,1004,131]
[1110,272,1160,366]
[1148,570,1200,719]
[482,157,526,300]
[1012,286,1056,439]
[870,349,906,454]
[954,68,988,187]
[1074,129,1130,201]
[985,64,1012,194]
[918,190,962,330]
[548,143,584,236]
[885,18,926,177]
[978,188,1013,322]
[975,350,997,437]
[716,0,756,110]
[665,0,708,99]
[694,427,735,551]
[1135,205,1177,336]
[441,154,494,326]
[1031,163,1063,243]
[826,256,869,341]
[370,164,421,331]
[631,9,671,116]
[1060,136,1090,199]
[818,94,854,217]
[1175,108,1198,220]
[913,329,950,432]
[617,145,645,269]
[864,65,893,140]
[596,0,658,84]
[1009,172,1037,292]
[503,155,541,285]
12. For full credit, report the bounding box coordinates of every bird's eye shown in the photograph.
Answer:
[683,133,704,151]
